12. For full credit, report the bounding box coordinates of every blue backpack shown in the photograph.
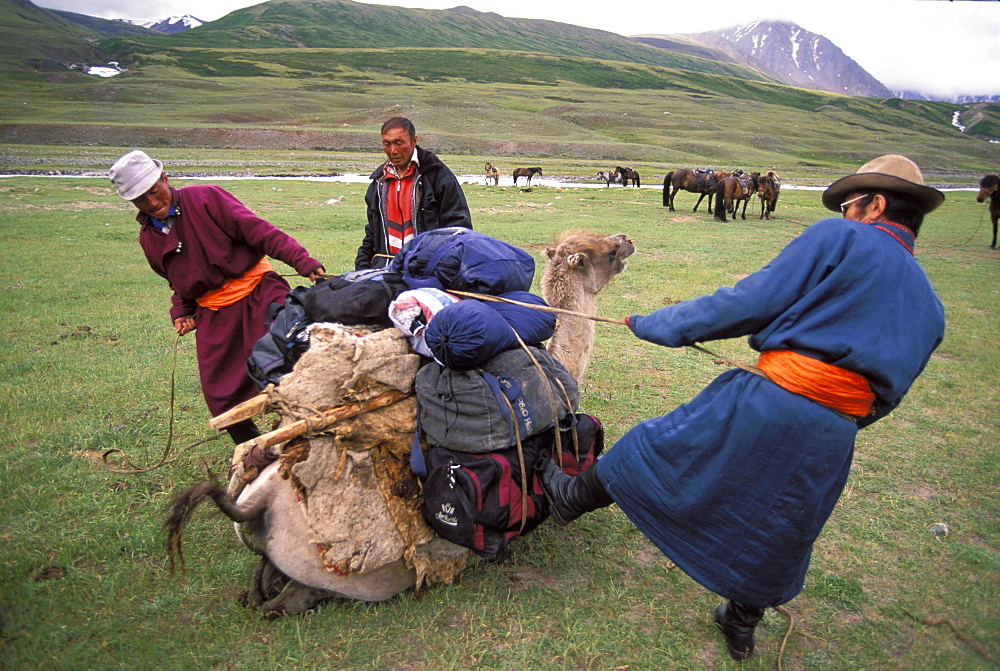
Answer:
[387,227,535,295]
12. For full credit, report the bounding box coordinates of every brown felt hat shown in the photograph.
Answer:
[109,150,164,200]
[822,154,944,214]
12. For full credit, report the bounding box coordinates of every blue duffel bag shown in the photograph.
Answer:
[388,227,535,295]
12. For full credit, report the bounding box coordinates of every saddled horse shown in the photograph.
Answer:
[615,166,640,187]
[597,170,624,187]
[757,171,781,220]
[485,162,499,186]
[976,174,1000,249]
[512,167,543,186]
[663,168,719,213]
[714,171,759,222]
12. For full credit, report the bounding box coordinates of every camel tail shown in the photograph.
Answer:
[164,479,265,574]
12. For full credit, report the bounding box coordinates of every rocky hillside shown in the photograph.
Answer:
[635,21,892,98]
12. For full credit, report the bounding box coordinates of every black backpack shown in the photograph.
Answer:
[302,269,407,328]
[420,414,604,559]
[246,285,312,389]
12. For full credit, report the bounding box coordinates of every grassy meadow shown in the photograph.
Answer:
[0,171,997,668]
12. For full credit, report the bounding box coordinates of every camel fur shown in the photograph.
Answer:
[543,231,636,382]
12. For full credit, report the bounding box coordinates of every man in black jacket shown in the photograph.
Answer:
[355,117,473,269]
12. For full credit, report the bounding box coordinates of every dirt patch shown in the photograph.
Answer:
[506,566,563,590]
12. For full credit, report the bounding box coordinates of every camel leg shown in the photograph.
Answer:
[260,579,336,619]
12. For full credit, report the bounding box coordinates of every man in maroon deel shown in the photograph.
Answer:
[110,150,325,444]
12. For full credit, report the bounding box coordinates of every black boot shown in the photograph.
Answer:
[540,459,613,525]
[713,600,766,661]
[227,418,261,445]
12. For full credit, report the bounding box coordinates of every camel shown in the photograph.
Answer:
[543,231,636,382]
[164,231,635,617]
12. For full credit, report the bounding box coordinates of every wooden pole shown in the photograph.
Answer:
[209,393,269,430]
[233,389,411,452]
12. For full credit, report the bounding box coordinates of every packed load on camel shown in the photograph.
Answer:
[166,228,635,616]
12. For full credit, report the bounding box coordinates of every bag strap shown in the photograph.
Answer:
[496,391,529,535]
[507,329,578,466]
[410,405,428,478]
[479,371,535,440]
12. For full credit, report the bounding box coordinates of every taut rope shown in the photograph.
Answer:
[449,290,766,378]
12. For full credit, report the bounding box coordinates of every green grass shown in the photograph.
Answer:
[0,175,997,668]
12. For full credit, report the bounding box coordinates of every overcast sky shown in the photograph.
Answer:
[36,0,1000,99]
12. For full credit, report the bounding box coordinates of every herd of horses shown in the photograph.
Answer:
[487,163,1000,241]
[488,162,775,220]
[665,168,780,221]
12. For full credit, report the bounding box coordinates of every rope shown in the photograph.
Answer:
[102,333,223,474]
[449,290,627,324]
[449,289,764,380]
[263,385,328,439]
[774,605,795,671]
[901,607,998,665]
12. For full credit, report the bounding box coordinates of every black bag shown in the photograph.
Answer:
[421,414,604,559]
[302,269,407,328]
[246,285,312,389]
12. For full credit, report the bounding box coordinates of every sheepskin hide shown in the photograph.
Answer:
[268,323,472,586]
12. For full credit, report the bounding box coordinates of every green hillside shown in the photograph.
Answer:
[104,0,763,81]
[0,0,109,69]
[0,0,996,175]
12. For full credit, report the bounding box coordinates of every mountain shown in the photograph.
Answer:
[48,9,158,37]
[123,0,765,81]
[127,14,204,34]
[636,21,892,99]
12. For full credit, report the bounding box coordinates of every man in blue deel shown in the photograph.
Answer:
[541,155,946,661]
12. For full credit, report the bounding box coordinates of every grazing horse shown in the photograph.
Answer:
[484,162,499,186]
[663,168,719,213]
[615,166,640,187]
[714,171,759,222]
[976,174,1000,249]
[512,167,543,186]
[597,170,624,187]
[757,171,781,220]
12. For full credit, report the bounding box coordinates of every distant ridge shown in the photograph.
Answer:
[143,0,767,80]
[127,14,204,35]
[636,21,891,98]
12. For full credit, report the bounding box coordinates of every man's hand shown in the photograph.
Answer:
[173,316,196,335]
[308,267,326,283]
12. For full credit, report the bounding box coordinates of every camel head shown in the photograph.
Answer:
[542,231,635,383]
[543,231,635,296]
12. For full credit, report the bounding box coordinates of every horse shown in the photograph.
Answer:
[512,167,542,186]
[976,174,1000,249]
[663,168,719,213]
[597,170,623,187]
[714,171,759,222]
[615,166,640,187]
[484,162,499,186]
[757,171,781,220]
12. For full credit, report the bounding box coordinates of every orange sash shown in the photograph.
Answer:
[757,350,875,417]
[197,258,273,310]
